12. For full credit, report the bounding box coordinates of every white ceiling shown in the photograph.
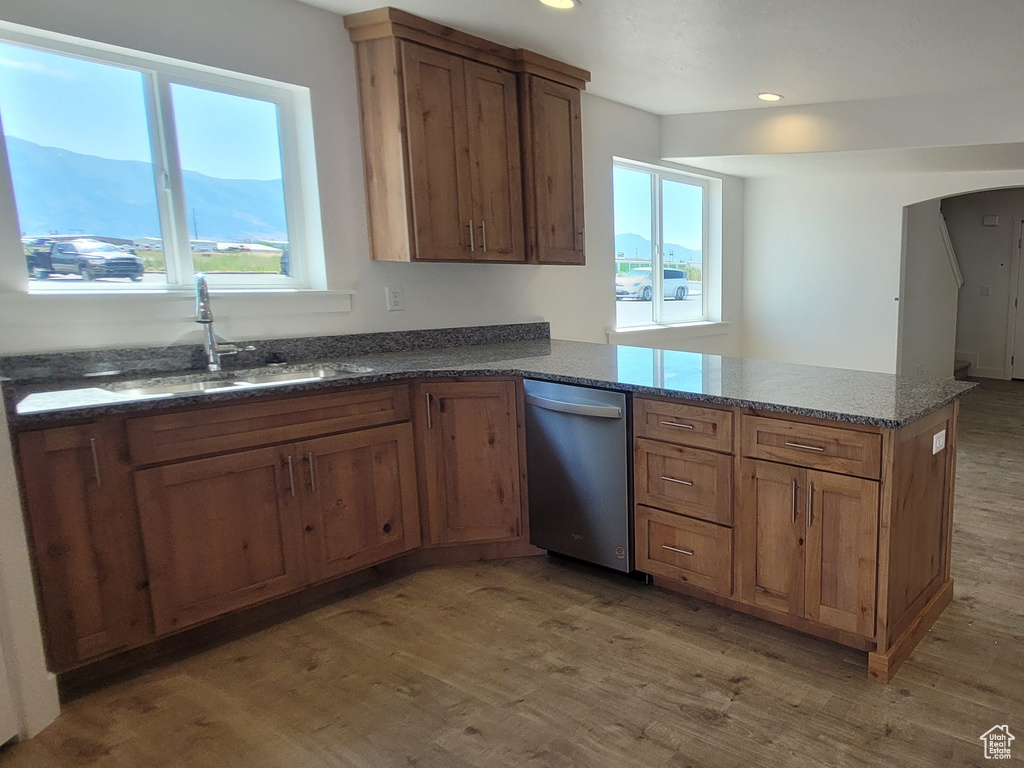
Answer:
[674,144,1024,178]
[306,0,1024,115]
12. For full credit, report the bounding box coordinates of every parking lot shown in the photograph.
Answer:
[616,284,703,326]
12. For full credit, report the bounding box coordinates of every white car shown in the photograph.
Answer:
[615,267,689,301]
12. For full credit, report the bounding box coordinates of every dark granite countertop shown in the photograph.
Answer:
[2,336,975,429]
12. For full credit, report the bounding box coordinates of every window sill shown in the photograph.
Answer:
[607,320,731,344]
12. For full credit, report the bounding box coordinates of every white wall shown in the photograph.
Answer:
[0,0,742,358]
[742,171,1024,373]
[897,198,959,379]
[942,188,1024,379]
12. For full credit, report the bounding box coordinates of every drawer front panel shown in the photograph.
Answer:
[635,505,732,595]
[635,438,733,525]
[128,385,411,466]
[741,416,882,480]
[634,398,734,453]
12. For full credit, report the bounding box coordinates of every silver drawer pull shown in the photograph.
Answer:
[662,545,694,556]
[661,476,693,487]
[286,456,296,497]
[784,442,825,453]
[660,421,694,430]
[89,437,102,489]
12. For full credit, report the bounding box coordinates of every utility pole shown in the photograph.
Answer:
[192,208,199,240]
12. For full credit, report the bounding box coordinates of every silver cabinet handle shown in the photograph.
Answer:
[286,456,296,498]
[661,476,693,487]
[480,220,487,253]
[662,545,694,556]
[89,437,102,489]
[660,421,694,430]
[468,220,475,252]
[307,452,317,493]
[785,442,825,453]
[791,478,797,524]
[807,482,814,527]
[425,392,432,429]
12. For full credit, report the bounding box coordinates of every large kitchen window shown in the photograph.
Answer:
[0,31,320,292]
[613,160,709,328]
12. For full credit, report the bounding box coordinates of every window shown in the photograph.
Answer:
[613,160,709,328]
[0,31,319,292]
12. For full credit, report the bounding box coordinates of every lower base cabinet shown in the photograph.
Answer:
[737,458,879,637]
[301,423,421,581]
[415,380,525,545]
[135,446,307,635]
[635,505,732,595]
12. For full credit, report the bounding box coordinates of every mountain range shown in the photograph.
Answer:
[5,136,288,242]
[615,232,700,263]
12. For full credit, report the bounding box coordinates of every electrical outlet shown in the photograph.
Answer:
[932,429,947,455]
[385,286,405,312]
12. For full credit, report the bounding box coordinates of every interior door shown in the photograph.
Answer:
[804,470,879,636]
[300,423,421,582]
[401,42,473,261]
[135,445,305,634]
[417,381,523,545]
[1013,218,1024,378]
[738,459,806,616]
[464,60,524,262]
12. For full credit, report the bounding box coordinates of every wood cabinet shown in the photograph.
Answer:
[135,446,307,635]
[301,424,421,582]
[737,459,878,635]
[18,422,142,670]
[521,75,585,264]
[415,380,525,545]
[346,7,589,265]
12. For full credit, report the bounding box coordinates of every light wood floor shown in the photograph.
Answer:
[3,383,1022,767]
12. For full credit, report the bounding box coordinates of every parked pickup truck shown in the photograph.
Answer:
[25,238,144,282]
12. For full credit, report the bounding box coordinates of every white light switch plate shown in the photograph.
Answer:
[385,286,405,311]
[932,429,947,455]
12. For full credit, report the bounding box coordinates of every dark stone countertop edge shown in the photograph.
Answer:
[3,365,975,431]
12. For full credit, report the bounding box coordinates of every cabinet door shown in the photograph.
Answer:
[522,75,585,265]
[417,381,523,545]
[301,423,421,582]
[804,470,879,636]
[18,423,136,670]
[401,42,473,261]
[737,459,805,616]
[464,61,525,262]
[135,446,305,634]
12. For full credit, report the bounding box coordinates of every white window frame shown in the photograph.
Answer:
[0,27,321,292]
[614,159,711,328]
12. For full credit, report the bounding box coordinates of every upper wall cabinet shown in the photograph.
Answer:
[345,7,590,265]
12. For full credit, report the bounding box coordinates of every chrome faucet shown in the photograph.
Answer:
[194,273,254,372]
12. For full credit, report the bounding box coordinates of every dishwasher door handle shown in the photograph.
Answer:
[526,393,622,419]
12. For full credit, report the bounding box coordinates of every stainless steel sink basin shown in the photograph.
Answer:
[236,363,374,386]
[102,363,375,399]
[109,379,244,397]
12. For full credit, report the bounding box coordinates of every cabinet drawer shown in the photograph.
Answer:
[741,416,882,480]
[128,385,411,466]
[635,438,733,525]
[634,398,733,453]
[635,505,732,595]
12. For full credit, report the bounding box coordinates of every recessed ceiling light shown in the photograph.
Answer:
[758,93,784,102]
[540,0,579,8]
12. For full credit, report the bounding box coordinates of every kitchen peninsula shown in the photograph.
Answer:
[1,323,973,684]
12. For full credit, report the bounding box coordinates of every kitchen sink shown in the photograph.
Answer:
[102,363,376,399]
[235,363,374,386]
[108,379,244,398]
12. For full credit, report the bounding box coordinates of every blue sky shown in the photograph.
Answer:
[0,41,283,180]
[613,165,703,251]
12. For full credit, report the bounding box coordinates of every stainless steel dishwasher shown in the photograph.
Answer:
[524,379,631,572]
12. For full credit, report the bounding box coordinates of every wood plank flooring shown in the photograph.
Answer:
[2,381,1022,767]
